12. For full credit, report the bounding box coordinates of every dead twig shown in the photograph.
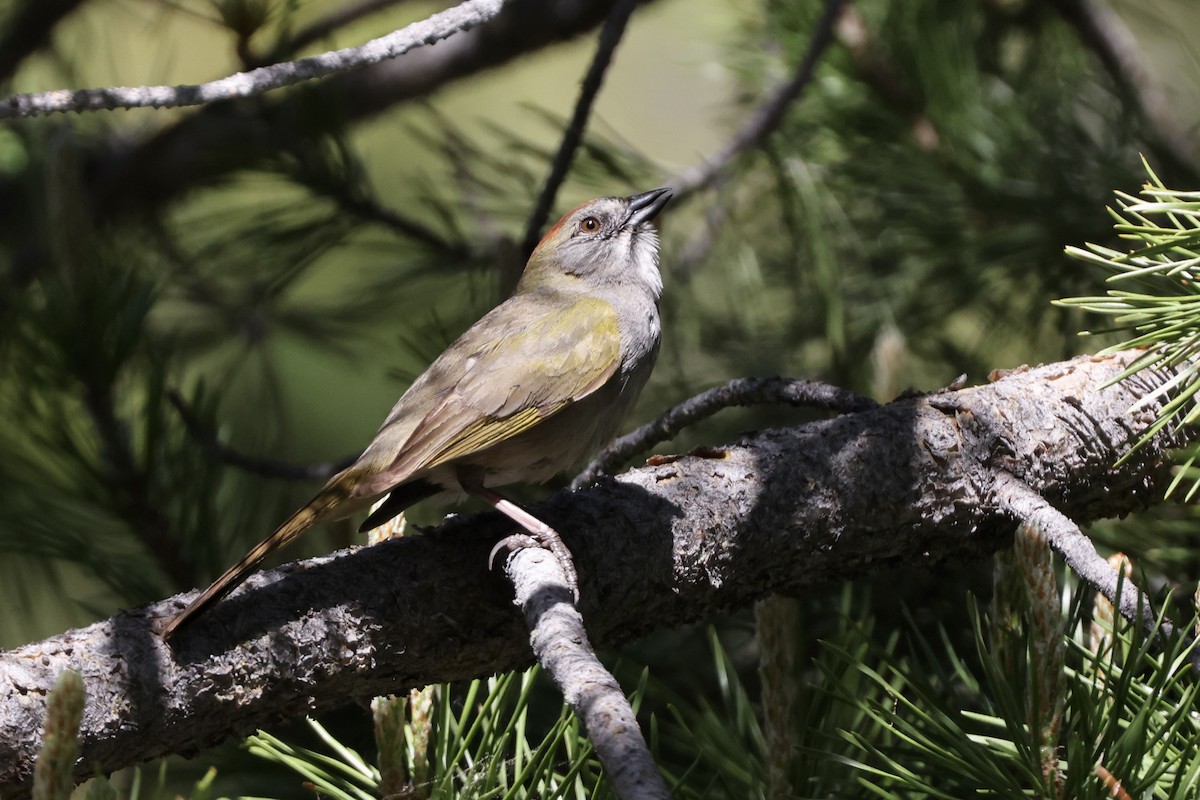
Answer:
[572,376,876,488]
[0,0,507,118]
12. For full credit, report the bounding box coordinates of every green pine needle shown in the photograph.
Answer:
[1056,158,1200,495]
[244,668,609,800]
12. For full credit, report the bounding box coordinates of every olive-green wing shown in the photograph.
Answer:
[352,295,621,498]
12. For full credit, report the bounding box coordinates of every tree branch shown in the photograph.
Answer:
[670,0,847,202]
[571,376,876,488]
[992,470,1166,639]
[166,390,353,482]
[0,350,1185,793]
[0,0,508,118]
[518,0,640,258]
[1049,0,1199,176]
[263,0,415,64]
[80,0,660,222]
[502,547,670,799]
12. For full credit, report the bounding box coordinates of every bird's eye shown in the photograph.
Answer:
[579,216,601,233]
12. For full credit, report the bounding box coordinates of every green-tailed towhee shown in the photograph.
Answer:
[162,187,671,638]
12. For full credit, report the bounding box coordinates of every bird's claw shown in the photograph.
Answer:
[488,530,580,602]
[488,533,539,569]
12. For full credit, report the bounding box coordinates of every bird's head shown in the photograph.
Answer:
[518,188,672,298]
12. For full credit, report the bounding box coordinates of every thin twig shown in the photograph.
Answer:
[279,136,461,251]
[992,471,1170,642]
[998,472,1200,673]
[0,0,507,118]
[502,546,671,800]
[519,0,640,257]
[1093,764,1134,800]
[71,0,649,223]
[571,376,876,488]
[669,0,847,202]
[166,391,351,482]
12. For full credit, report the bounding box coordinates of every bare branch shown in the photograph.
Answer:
[519,0,640,258]
[0,350,1186,792]
[297,170,463,253]
[68,0,659,222]
[0,0,507,118]
[571,376,876,488]
[992,470,1167,639]
[502,547,670,799]
[670,0,847,202]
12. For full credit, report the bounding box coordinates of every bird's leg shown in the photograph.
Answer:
[469,485,579,601]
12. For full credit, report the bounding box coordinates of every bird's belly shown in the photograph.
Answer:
[470,393,625,484]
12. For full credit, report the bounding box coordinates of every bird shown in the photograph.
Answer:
[161,187,672,639]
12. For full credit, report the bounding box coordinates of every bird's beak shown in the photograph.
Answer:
[624,187,672,228]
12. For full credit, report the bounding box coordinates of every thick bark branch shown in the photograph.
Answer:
[0,350,1184,794]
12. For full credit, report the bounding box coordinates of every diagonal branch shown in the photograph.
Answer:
[519,0,640,258]
[992,470,1166,639]
[669,0,847,202]
[0,0,507,118]
[263,0,416,64]
[79,0,659,223]
[572,376,876,488]
[501,547,670,799]
[1049,0,1198,175]
[0,350,1187,794]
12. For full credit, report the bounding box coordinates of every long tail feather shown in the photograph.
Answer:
[161,486,347,639]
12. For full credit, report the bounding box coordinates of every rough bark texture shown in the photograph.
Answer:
[0,350,1183,795]
[504,547,671,799]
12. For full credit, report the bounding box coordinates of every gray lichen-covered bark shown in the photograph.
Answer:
[503,547,671,800]
[0,351,1183,794]
[80,0,662,221]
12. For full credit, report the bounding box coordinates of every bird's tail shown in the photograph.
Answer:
[161,482,352,640]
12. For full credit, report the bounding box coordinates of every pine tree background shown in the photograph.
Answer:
[3,0,1200,796]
